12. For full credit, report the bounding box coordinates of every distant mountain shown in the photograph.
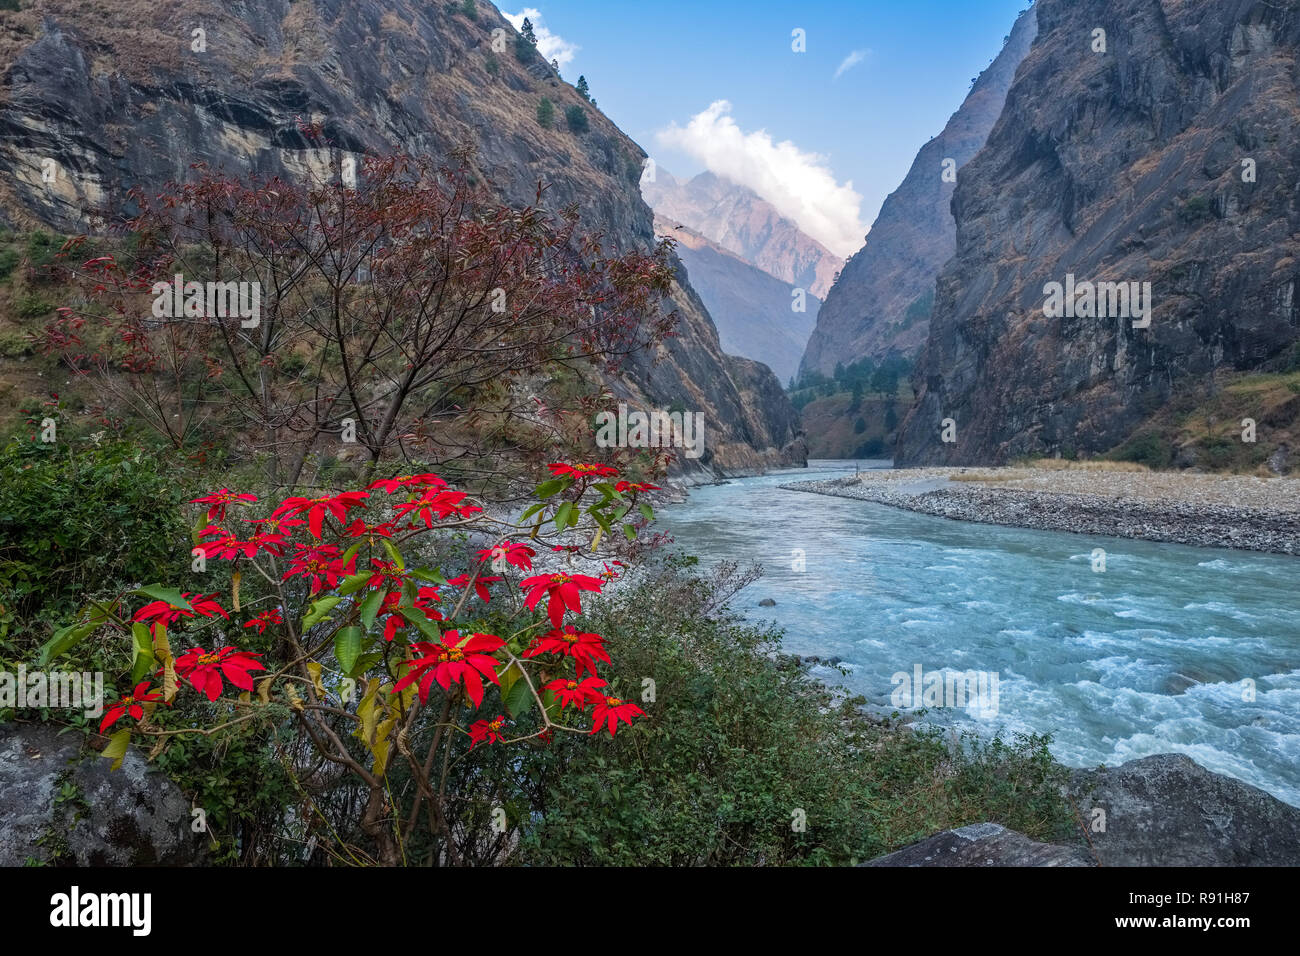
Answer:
[656,216,819,385]
[799,5,1038,375]
[643,169,842,300]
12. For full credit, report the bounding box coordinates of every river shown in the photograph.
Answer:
[658,461,1300,806]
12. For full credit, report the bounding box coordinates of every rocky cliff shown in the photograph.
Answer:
[0,0,803,474]
[800,5,1038,375]
[897,0,1300,465]
[643,168,842,300]
[655,215,818,385]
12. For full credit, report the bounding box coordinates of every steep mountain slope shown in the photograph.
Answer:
[0,0,804,474]
[655,216,818,385]
[897,0,1300,466]
[799,5,1038,374]
[643,169,842,299]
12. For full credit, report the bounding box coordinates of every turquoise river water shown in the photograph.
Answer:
[657,461,1300,806]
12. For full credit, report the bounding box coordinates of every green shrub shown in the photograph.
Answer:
[564,105,589,134]
[0,330,30,357]
[15,291,54,319]
[0,247,20,281]
[1110,432,1173,468]
[536,97,555,129]
[0,441,187,642]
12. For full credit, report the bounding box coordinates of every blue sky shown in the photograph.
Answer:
[504,0,1032,256]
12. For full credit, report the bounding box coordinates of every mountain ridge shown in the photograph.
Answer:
[799,5,1039,374]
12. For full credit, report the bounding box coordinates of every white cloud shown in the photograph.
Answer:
[834,49,870,80]
[504,8,579,69]
[656,100,866,258]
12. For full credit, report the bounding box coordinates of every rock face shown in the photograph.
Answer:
[0,723,202,866]
[865,822,1093,867]
[656,217,819,385]
[0,0,803,474]
[897,0,1300,465]
[1068,754,1300,866]
[643,168,843,300]
[800,6,1037,375]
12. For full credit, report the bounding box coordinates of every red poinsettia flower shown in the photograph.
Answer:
[548,462,619,480]
[598,561,623,583]
[468,714,509,749]
[519,572,604,627]
[445,573,502,604]
[173,646,266,702]
[197,525,287,561]
[524,625,611,678]
[133,592,229,635]
[367,473,448,495]
[392,630,505,707]
[476,541,536,573]
[394,489,482,529]
[614,480,660,494]
[377,587,443,642]
[243,609,283,634]
[589,694,645,737]
[545,675,608,710]
[272,491,370,539]
[99,681,163,733]
[365,559,410,592]
[283,544,356,594]
[345,518,398,539]
[190,489,258,522]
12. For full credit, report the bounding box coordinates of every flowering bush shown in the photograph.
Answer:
[41,461,656,865]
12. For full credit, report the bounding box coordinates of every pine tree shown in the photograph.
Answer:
[564,104,589,134]
[522,18,537,45]
[550,58,560,75]
[576,75,590,101]
[536,97,555,130]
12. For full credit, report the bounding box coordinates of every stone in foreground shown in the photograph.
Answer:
[864,823,1093,867]
[1068,754,1300,867]
[0,723,204,866]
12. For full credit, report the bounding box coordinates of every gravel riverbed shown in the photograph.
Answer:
[780,467,1300,555]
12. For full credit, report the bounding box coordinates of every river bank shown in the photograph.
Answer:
[780,465,1300,555]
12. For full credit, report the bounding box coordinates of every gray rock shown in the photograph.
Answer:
[864,822,1093,867]
[0,723,204,866]
[757,598,777,607]
[896,0,1300,467]
[1067,754,1300,866]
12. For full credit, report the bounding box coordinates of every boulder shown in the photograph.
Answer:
[1067,754,1300,866]
[864,822,1093,867]
[0,723,205,866]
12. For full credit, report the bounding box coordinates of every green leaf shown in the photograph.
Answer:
[380,539,405,570]
[130,622,155,684]
[302,595,343,630]
[338,572,371,596]
[410,568,448,585]
[623,523,637,541]
[334,626,364,675]
[102,728,131,772]
[340,539,365,567]
[38,620,98,665]
[553,501,573,531]
[519,502,546,521]
[135,586,193,612]
[501,667,534,719]
[359,588,384,630]
[535,478,566,499]
[639,502,654,522]
[396,606,441,641]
